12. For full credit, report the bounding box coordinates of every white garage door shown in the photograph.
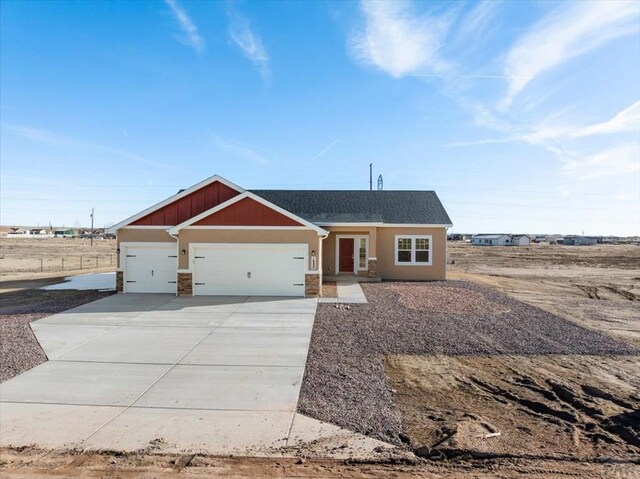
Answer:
[123,243,177,293]
[192,243,306,297]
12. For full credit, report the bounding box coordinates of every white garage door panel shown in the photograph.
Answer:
[193,244,305,297]
[124,244,177,293]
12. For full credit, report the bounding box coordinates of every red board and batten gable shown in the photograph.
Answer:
[132,181,240,226]
[194,197,303,227]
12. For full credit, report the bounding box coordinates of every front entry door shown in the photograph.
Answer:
[339,238,354,273]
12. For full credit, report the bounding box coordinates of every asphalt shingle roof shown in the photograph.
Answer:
[249,190,452,225]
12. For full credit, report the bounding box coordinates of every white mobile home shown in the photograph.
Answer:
[472,234,512,246]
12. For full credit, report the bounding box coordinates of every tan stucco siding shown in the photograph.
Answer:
[178,229,321,271]
[322,227,377,276]
[116,228,176,268]
[376,227,447,280]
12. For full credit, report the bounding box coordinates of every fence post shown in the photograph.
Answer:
[80,257,83,270]
[62,258,64,271]
[40,258,43,272]
[110,254,113,265]
[96,256,98,268]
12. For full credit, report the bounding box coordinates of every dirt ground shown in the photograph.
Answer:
[0,237,116,284]
[1,447,638,478]
[448,242,640,346]
[376,243,640,475]
[386,355,639,460]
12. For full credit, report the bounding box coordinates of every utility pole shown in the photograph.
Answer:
[369,163,373,191]
[90,208,95,247]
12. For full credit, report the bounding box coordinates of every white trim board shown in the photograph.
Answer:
[106,175,245,234]
[183,225,311,231]
[320,223,452,228]
[168,191,328,236]
[120,225,172,229]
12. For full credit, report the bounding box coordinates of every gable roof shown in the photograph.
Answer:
[250,190,452,225]
[106,175,244,233]
[168,192,329,235]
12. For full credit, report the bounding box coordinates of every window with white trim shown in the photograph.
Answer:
[395,235,432,266]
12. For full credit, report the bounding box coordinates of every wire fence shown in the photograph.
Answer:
[0,255,116,274]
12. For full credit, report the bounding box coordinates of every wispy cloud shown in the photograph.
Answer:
[349,0,452,78]
[165,0,204,53]
[2,123,179,172]
[446,101,640,146]
[568,101,640,138]
[451,0,501,51]
[228,9,270,80]
[213,136,268,166]
[559,144,640,180]
[310,138,340,162]
[502,1,639,106]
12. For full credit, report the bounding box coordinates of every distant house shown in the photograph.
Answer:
[29,228,47,235]
[512,235,530,246]
[7,227,27,236]
[54,228,75,238]
[562,235,600,246]
[472,234,512,246]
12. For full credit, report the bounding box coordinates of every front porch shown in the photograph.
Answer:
[321,227,378,278]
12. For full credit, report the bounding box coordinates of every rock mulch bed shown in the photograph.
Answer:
[0,290,115,382]
[297,281,639,446]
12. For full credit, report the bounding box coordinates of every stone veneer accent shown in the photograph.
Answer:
[305,274,320,297]
[116,271,123,292]
[367,259,378,278]
[178,272,193,296]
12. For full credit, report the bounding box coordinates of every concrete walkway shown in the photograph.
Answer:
[319,281,368,304]
[0,294,391,458]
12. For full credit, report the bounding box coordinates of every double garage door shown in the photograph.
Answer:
[123,242,306,297]
[192,243,306,297]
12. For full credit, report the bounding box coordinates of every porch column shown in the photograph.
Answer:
[368,227,378,278]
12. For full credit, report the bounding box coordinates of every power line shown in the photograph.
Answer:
[0,181,630,197]
[1,197,633,211]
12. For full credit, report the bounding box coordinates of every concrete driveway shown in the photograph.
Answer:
[0,294,389,457]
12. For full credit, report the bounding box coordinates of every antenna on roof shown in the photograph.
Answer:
[369,163,373,191]
[377,175,383,191]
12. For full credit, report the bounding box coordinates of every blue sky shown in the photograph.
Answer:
[1,0,639,235]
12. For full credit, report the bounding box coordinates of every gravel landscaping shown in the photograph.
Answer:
[0,289,115,382]
[297,281,639,446]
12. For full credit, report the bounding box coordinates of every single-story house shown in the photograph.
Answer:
[472,234,512,246]
[54,228,75,238]
[107,175,452,297]
[512,235,530,246]
[561,235,601,246]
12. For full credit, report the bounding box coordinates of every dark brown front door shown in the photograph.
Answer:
[339,238,354,273]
